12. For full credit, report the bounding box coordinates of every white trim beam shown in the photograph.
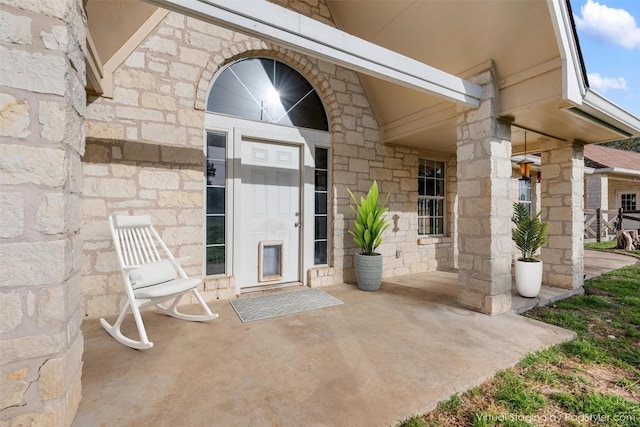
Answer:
[547,0,585,105]
[593,168,640,178]
[144,0,482,106]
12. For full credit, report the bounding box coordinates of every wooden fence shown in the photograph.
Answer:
[584,208,640,241]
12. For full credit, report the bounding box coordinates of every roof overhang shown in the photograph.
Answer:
[85,0,639,154]
[144,0,481,107]
[547,0,640,139]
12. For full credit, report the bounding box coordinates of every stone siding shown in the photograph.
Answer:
[540,141,584,289]
[81,4,451,318]
[456,67,513,315]
[0,1,85,425]
[585,174,608,210]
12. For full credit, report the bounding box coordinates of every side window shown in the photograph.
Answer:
[418,159,445,236]
[314,147,329,264]
[205,132,227,275]
[518,179,532,216]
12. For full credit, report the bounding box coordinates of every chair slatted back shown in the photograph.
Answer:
[118,227,161,267]
[110,215,164,269]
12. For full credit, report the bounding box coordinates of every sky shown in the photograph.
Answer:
[569,0,640,118]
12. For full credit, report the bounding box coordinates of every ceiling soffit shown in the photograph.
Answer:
[326,0,572,152]
[85,0,167,95]
[84,0,636,150]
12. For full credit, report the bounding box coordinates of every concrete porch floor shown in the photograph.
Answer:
[74,271,576,427]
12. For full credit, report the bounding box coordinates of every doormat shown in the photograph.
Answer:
[230,288,343,322]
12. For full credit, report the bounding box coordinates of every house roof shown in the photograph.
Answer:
[584,144,640,172]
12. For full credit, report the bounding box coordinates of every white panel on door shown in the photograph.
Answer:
[276,150,292,166]
[252,170,267,216]
[277,171,291,216]
[251,147,268,163]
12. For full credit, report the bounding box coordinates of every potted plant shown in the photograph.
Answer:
[347,181,390,291]
[512,202,549,297]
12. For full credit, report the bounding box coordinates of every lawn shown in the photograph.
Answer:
[399,263,640,427]
[585,240,640,258]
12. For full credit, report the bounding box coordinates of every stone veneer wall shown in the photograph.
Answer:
[456,67,513,315]
[540,140,584,289]
[585,174,608,210]
[0,1,85,425]
[81,3,454,319]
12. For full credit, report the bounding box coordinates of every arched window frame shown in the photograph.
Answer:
[207,57,328,131]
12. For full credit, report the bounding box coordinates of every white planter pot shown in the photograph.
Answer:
[514,259,543,298]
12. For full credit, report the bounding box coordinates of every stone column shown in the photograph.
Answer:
[585,174,608,211]
[0,1,86,425]
[456,67,513,315]
[540,140,584,289]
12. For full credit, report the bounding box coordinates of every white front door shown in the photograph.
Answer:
[237,140,301,288]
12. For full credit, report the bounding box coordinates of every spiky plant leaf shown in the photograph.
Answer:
[347,180,390,255]
[512,202,549,261]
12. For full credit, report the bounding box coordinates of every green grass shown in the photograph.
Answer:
[523,367,587,386]
[552,392,640,427]
[585,240,617,250]
[398,416,427,427]
[398,262,640,427]
[585,240,640,257]
[518,346,560,368]
[437,392,461,414]
[529,263,640,367]
[494,371,546,415]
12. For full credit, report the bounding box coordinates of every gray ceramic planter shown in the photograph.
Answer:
[354,252,383,291]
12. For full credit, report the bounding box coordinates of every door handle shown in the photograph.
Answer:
[294,222,301,228]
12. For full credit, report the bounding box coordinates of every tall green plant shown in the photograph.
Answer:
[512,202,549,262]
[347,181,390,255]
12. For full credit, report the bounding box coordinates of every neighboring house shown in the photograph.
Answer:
[584,144,640,232]
[2,0,640,424]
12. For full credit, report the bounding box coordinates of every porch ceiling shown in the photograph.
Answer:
[326,0,634,154]
[84,0,638,155]
[86,0,158,65]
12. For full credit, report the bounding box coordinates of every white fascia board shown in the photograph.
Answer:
[145,0,482,106]
[582,90,640,136]
[546,0,586,104]
[593,167,640,177]
[547,0,640,137]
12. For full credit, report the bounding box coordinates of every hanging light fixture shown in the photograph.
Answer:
[518,131,534,181]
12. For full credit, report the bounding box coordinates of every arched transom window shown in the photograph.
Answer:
[207,58,328,131]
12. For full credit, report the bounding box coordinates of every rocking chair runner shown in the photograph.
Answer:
[101,214,218,350]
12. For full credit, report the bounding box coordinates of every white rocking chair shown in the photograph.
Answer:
[101,214,218,350]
